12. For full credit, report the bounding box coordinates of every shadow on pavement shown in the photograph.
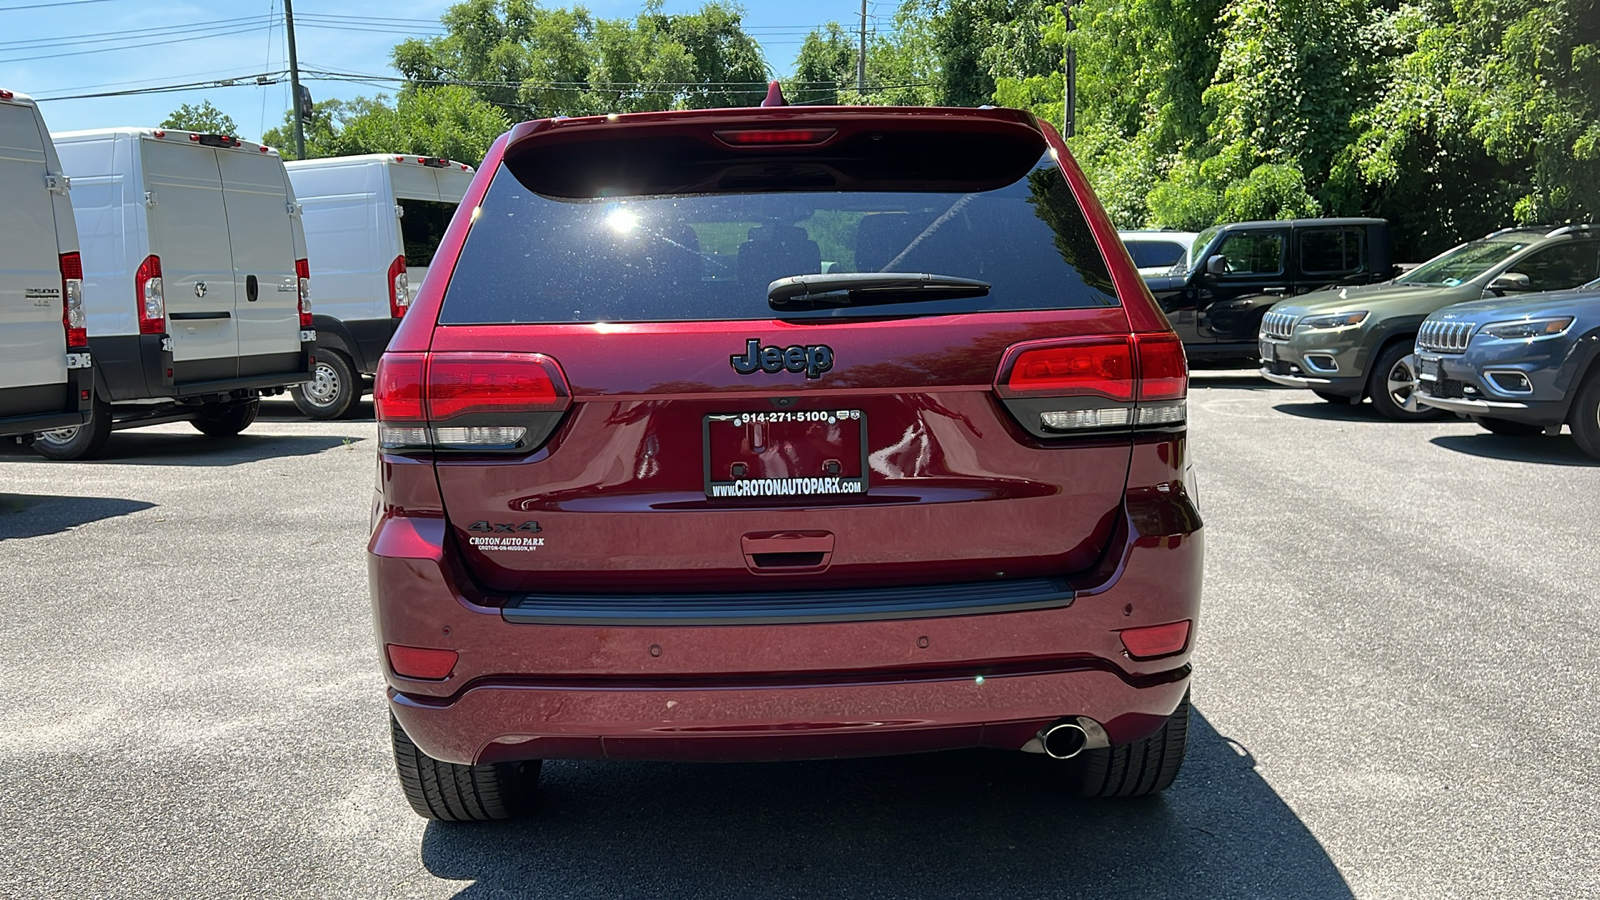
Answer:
[1270,401,1383,422]
[0,493,155,540]
[256,399,375,422]
[0,432,363,466]
[419,711,1351,899]
[1431,433,1598,466]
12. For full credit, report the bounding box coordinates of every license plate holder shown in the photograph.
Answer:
[704,410,868,499]
[1259,340,1277,363]
[1417,354,1440,382]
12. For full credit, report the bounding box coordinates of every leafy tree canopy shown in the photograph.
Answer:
[161,101,238,136]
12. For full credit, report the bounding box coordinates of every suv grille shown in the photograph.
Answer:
[1417,319,1476,353]
[1261,311,1298,340]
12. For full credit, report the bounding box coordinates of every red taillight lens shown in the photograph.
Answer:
[374,353,427,423]
[386,644,458,680]
[295,258,312,327]
[59,252,87,349]
[1119,620,1191,659]
[427,352,569,420]
[713,128,838,146]
[387,255,409,318]
[1006,338,1134,401]
[134,254,164,335]
[1135,332,1188,401]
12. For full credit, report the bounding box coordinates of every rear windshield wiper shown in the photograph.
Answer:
[768,272,991,310]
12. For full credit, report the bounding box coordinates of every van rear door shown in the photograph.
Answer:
[0,101,68,411]
[391,162,463,303]
[217,150,301,371]
[141,139,239,380]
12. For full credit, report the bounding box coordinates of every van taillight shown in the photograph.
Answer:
[135,254,164,335]
[387,255,409,318]
[295,258,312,326]
[376,352,571,452]
[59,252,87,349]
[996,332,1187,435]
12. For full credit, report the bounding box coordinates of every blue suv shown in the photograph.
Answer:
[1414,280,1600,458]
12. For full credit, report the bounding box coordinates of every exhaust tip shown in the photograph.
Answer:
[1040,721,1088,760]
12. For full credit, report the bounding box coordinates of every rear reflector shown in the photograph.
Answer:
[1119,620,1191,659]
[714,128,837,146]
[1007,338,1135,401]
[386,644,458,680]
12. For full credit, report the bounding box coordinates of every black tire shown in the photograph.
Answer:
[32,394,112,461]
[1312,389,1352,404]
[190,399,259,437]
[1471,416,1544,437]
[1077,690,1190,797]
[1569,369,1600,460]
[290,349,360,420]
[1366,341,1444,421]
[390,714,540,821]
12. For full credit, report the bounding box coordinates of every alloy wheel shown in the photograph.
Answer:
[1386,353,1421,413]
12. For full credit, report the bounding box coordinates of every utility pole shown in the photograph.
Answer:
[1062,0,1077,137]
[857,0,867,95]
[284,0,305,160]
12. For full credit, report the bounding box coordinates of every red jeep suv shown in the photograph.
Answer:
[368,100,1203,821]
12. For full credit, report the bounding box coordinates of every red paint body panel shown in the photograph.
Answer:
[368,105,1203,765]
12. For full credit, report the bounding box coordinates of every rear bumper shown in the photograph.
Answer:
[0,364,94,439]
[391,665,1191,764]
[369,478,1203,765]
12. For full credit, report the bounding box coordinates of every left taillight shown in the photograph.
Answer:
[375,351,571,453]
[996,332,1188,436]
[59,252,86,349]
[295,258,312,327]
[386,255,409,318]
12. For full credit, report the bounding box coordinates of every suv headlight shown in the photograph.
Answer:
[1299,311,1368,329]
[1480,317,1574,339]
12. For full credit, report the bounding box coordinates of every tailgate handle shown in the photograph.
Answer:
[741,531,834,574]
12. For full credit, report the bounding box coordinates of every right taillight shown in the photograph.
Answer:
[375,351,571,453]
[387,255,409,318]
[135,254,165,335]
[59,252,87,349]
[997,332,1187,436]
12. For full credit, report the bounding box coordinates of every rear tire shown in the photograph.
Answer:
[1077,689,1190,797]
[290,350,360,420]
[390,713,541,821]
[1367,341,1443,421]
[190,399,259,437]
[1568,369,1600,460]
[32,394,112,461]
[1312,389,1352,404]
[1471,416,1544,437]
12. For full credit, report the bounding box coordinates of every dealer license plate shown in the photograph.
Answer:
[704,410,868,499]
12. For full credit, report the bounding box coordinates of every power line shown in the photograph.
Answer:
[0,15,273,51]
[34,71,287,102]
[0,0,118,10]
[0,22,272,63]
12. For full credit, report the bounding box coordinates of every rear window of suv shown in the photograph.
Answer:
[439,136,1118,324]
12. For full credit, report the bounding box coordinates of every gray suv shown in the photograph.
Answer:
[1259,225,1600,419]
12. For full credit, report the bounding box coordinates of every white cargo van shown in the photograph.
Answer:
[0,89,94,442]
[39,127,314,459]
[284,154,472,418]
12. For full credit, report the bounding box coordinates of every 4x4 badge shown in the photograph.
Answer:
[468,521,541,534]
[730,338,834,380]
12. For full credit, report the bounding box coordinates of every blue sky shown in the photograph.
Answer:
[1,0,895,141]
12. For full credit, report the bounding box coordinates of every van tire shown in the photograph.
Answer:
[1367,341,1443,421]
[391,713,540,821]
[1076,690,1189,797]
[190,399,259,437]
[291,350,359,420]
[32,395,112,461]
[1569,369,1600,460]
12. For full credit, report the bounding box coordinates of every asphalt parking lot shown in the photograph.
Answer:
[2,373,1597,899]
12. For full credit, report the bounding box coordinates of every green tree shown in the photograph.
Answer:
[161,100,238,135]
[391,0,770,117]
[262,87,509,164]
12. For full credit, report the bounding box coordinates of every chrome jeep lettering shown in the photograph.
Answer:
[730,338,834,379]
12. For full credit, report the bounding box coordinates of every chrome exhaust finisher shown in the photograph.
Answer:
[1020,716,1112,759]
